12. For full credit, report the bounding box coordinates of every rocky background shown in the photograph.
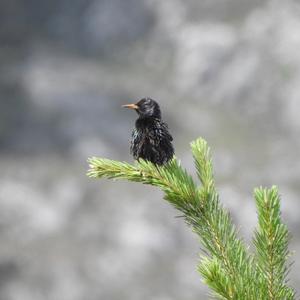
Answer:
[1,0,300,299]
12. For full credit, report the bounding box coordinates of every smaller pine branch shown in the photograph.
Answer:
[191,138,214,190]
[198,256,232,300]
[253,186,296,300]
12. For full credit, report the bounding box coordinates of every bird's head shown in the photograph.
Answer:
[122,98,161,119]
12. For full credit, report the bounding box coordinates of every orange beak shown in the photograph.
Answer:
[122,103,139,110]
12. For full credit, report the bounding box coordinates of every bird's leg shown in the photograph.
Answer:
[136,159,145,177]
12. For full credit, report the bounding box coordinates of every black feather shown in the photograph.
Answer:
[126,98,174,165]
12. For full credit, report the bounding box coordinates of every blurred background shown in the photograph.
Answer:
[1,0,300,299]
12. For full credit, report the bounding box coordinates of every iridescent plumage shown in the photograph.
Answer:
[123,98,174,165]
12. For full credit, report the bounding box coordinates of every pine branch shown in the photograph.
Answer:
[87,137,295,299]
[87,157,197,213]
[190,139,258,299]
[253,187,296,299]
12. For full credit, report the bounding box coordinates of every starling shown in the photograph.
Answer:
[122,98,174,165]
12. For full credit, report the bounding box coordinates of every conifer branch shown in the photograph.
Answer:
[253,187,296,299]
[190,139,257,298]
[87,137,295,299]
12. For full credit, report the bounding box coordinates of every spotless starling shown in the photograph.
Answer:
[122,98,174,165]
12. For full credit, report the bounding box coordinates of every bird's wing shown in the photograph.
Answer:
[147,121,173,144]
[130,128,147,157]
[161,122,173,141]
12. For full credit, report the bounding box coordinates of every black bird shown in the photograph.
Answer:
[122,98,174,165]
